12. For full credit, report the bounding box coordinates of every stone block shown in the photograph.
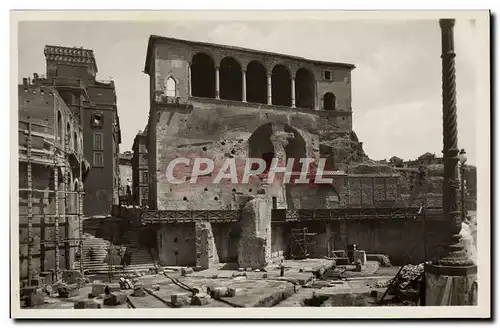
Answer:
[21,286,43,297]
[226,288,241,297]
[191,293,210,306]
[24,293,45,307]
[210,287,228,299]
[354,250,367,265]
[151,284,160,291]
[103,291,128,306]
[58,285,79,298]
[74,299,102,309]
[91,283,106,296]
[61,270,83,284]
[181,267,194,276]
[132,286,147,297]
[232,272,246,278]
[171,293,192,307]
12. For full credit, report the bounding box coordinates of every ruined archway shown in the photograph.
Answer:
[220,57,242,101]
[248,123,307,173]
[246,60,267,104]
[295,68,315,109]
[323,92,336,110]
[191,52,216,98]
[271,65,291,107]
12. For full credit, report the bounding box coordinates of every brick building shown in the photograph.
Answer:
[42,45,122,217]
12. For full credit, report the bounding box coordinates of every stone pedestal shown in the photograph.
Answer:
[424,263,477,305]
[237,195,272,269]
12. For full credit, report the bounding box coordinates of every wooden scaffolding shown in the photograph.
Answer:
[289,227,317,259]
[18,117,85,286]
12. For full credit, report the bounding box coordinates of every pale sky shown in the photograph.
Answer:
[18,19,479,164]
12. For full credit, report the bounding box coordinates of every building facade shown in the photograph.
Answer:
[18,77,90,283]
[43,45,122,217]
[143,35,357,212]
[132,130,149,206]
[119,151,133,197]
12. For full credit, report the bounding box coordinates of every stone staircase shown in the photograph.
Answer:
[73,228,157,274]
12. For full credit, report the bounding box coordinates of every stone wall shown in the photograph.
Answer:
[157,223,196,266]
[303,218,447,265]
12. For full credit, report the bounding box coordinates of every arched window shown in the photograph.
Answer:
[165,77,176,97]
[246,60,267,104]
[220,57,242,101]
[295,68,315,109]
[191,52,216,98]
[323,92,336,110]
[271,65,291,107]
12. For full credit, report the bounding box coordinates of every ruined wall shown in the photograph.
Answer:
[157,223,196,266]
[154,100,353,211]
[286,175,402,209]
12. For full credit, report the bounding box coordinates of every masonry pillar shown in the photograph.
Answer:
[195,221,219,270]
[267,74,272,105]
[424,18,477,306]
[291,76,296,108]
[242,69,247,102]
[215,66,220,100]
[237,195,272,269]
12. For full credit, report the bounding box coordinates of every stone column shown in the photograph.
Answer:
[291,76,296,108]
[267,74,272,105]
[215,66,220,100]
[242,69,247,102]
[424,18,477,306]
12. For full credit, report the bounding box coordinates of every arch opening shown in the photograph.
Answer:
[295,68,315,109]
[165,77,176,98]
[271,65,291,107]
[246,60,267,104]
[191,53,216,98]
[220,57,242,101]
[323,92,336,110]
[73,131,78,152]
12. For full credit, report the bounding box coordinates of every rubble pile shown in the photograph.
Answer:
[373,263,424,290]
